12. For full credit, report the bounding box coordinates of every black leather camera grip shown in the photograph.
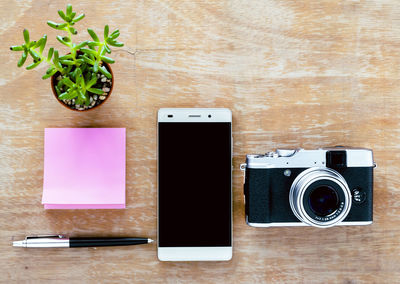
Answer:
[245,168,271,224]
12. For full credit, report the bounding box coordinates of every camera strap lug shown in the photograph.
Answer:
[240,163,247,183]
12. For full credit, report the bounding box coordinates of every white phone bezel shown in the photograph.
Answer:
[157,108,233,261]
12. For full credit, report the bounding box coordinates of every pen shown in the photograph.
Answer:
[12,235,154,248]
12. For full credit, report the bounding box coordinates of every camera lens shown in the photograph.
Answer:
[308,185,339,217]
[289,168,351,228]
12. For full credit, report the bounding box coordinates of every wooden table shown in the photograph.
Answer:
[1,0,399,282]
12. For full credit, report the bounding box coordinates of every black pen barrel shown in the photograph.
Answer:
[69,237,149,247]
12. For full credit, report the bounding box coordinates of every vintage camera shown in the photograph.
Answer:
[241,147,375,228]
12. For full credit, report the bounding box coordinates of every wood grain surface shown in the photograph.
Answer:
[1,0,399,283]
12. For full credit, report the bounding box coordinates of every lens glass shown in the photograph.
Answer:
[308,185,339,217]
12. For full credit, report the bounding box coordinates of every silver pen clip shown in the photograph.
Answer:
[26,234,66,240]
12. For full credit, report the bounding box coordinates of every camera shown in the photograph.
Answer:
[241,147,375,228]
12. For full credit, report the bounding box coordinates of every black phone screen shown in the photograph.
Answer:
[158,122,232,247]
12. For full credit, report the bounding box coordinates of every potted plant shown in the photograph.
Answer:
[10,4,124,111]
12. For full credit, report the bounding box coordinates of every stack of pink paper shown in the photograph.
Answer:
[42,128,126,209]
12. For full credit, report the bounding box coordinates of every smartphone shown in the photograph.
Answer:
[157,108,232,261]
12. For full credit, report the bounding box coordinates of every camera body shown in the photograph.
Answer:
[242,148,374,228]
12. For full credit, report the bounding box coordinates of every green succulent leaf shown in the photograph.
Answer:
[107,38,124,47]
[53,50,59,62]
[87,41,102,48]
[113,42,124,47]
[75,68,83,84]
[59,91,77,100]
[47,21,68,30]
[62,77,75,88]
[105,39,113,45]
[99,45,106,56]
[70,47,77,59]
[104,25,109,39]
[86,76,98,88]
[46,21,58,29]
[60,59,75,66]
[87,28,99,42]
[26,60,41,70]
[75,41,88,50]
[73,13,85,23]
[100,56,115,64]
[99,65,111,78]
[34,39,42,48]
[70,68,78,78]
[27,41,36,49]
[47,47,54,61]
[80,48,97,56]
[57,78,63,87]
[45,67,55,74]
[77,88,86,101]
[58,92,68,99]
[104,45,111,54]
[53,50,63,70]
[58,10,67,21]
[35,35,47,54]
[42,68,57,79]
[85,95,91,106]
[23,29,30,44]
[109,33,120,41]
[77,78,83,88]
[69,12,76,21]
[17,51,28,67]
[69,27,77,35]
[59,54,73,60]
[75,95,83,105]
[40,35,47,53]
[58,23,68,29]
[66,65,72,73]
[10,45,24,51]
[82,55,95,65]
[57,35,71,46]
[28,49,40,61]
[109,29,120,39]
[66,4,72,16]
[55,85,61,96]
[87,87,103,95]
[93,61,99,72]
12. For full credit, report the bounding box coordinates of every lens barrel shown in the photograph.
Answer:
[289,167,352,228]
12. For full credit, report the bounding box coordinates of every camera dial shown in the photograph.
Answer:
[289,167,352,228]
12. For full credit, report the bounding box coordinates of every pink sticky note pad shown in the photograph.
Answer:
[42,128,126,209]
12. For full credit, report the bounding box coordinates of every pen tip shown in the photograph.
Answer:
[12,240,24,247]
[148,238,154,243]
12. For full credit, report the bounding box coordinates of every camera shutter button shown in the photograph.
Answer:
[276,149,296,157]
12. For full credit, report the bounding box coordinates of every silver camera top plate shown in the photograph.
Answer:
[245,147,375,169]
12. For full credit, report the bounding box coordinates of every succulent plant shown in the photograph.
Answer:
[10,4,124,107]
